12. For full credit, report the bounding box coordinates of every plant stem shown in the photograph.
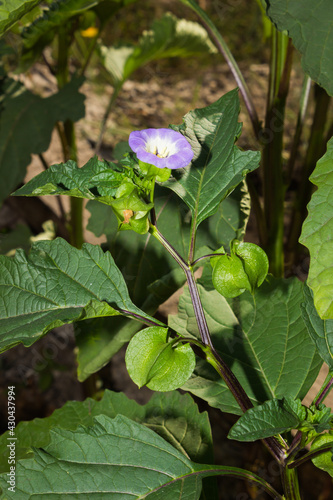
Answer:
[80,29,101,77]
[288,443,333,471]
[149,224,213,347]
[286,75,312,185]
[179,0,261,139]
[262,31,292,277]
[149,222,286,463]
[281,466,301,500]
[314,374,333,406]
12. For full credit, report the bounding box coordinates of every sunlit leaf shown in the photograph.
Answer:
[0,390,214,473]
[300,138,333,319]
[0,238,160,353]
[0,414,280,499]
[0,0,42,35]
[301,284,333,370]
[228,397,306,441]
[165,89,260,230]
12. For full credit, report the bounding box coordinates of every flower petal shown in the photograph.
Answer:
[129,128,193,169]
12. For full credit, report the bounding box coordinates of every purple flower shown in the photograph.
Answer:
[129,128,194,169]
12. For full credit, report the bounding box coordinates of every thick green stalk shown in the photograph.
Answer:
[281,465,301,500]
[262,31,292,277]
[286,75,312,185]
[286,84,331,268]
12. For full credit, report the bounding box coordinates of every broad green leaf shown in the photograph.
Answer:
[311,434,333,477]
[300,138,333,319]
[0,76,85,204]
[0,238,160,353]
[301,284,333,371]
[228,397,306,441]
[101,13,216,86]
[13,156,154,234]
[170,274,322,415]
[76,184,250,381]
[0,0,42,35]
[14,156,130,205]
[0,390,214,473]
[165,89,261,229]
[0,414,281,499]
[206,181,250,253]
[266,0,333,96]
[125,327,196,391]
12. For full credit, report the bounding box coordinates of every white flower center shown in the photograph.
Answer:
[145,137,177,158]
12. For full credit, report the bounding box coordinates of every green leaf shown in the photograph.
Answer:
[266,0,333,96]
[0,76,85,204]
[0,237,160,353]
[0,390,214,473]
[170,275,322,414]
[206,181,250,253]
[14,156,128,203]
[165,89,261,229]
[300,138,333,319]
[0,0,42,35]
[311,433,333,477]
[301,283,333,371]
[228,397,306,441]
[101,12,216,85]
[125,327,196,391]
[0,414,281,499]
[14,156,155,234]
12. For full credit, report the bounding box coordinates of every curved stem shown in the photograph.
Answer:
[191,253,225,267]
[286,75,312,185]
[178,0,261,139]
[262,32,292,277]
[288,444,333,470]
[149,222,286,463]
[314,374,333,406]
